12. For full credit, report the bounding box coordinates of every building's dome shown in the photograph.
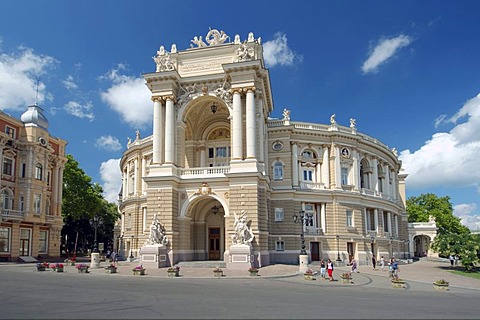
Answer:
[21,104,49,130]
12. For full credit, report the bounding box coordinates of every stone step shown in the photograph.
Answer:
[176,261,226,268]
[19,256,38,263]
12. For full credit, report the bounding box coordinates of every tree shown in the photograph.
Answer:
[431,233,480,271]
[406,193,469,235]
[61,154,120,255]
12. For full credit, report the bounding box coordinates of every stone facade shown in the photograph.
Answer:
[0,105,67,262]
[117,29,408,267]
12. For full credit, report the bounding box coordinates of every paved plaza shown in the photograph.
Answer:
[0,258,479,319]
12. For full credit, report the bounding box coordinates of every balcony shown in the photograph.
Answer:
[305,227,323,235]
[178,166,230,179]
[300,182,325,190]
[45,214,56,222]
[1,209,24,221]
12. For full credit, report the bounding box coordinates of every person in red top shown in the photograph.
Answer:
[327,259,335,281]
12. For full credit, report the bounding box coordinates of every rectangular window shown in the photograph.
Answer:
[303,170,313,181]
[21,163,26,178]
[341,167,349,185]
[274,208,284,222]
[368,210,375,230]
[383,212,389,232]
[273,163,283,181]
[216,147,227,157]
[303,203,317,228]
[39,230,48,253]
[3,158,13,175]
[275,240,285,251]
[47,171,51,186]
[0,227,10,252]
[35,164,42,180]
[34,194,42,214]
[20,196,24,211]
[5,126,15,139]
[346,210,353,227]
[208,148,214,159]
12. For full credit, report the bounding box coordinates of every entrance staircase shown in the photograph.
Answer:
[176,261,226,268]
[18,256,38,263]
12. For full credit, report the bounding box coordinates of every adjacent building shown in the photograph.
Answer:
[117,29,409,267]
[0,104,67,262]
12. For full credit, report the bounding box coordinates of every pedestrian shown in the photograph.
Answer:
[320,259,326,280]
[380,256,385,271]
[392,258,399,277]
[351,258,358,273]
[388,258,394,278]
[111,251,117,265]
[327,259,335,281]
[449,254,454,267]
[372,256,377,270]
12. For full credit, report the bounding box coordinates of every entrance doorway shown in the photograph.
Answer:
[347,242,354,263]
[19,229,31,256]
[310,242,320,261]
[208,227,221,260]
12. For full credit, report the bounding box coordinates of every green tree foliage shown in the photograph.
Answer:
[61,154,120,254]
[431,233,480,271]
[406,193,469,235]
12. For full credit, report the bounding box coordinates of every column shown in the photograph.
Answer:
[364,208,368,234]
[122,169,126,200]
[246,88,256,159]
[334,145,341,188]
[200,146,206,167]
[258,107,265,163]
[322,146,330,188]
[352,150,359,191]
[141,156,146,195]
[372,158,378,194]
[387,212,392,236]
[321,203,326,233]
[152,97,163,164]
[164,97,175,164]
[134,157,138,196]
[125,162,130,196]
[232,90,243,160]
[292,142,299,187]
[374,209,379,233]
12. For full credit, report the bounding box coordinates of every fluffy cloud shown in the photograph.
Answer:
[0,47,57,110]
[399,93,480,191]
[263,33,302,68]
[453,203,480,231]
[64,100,95,121]
[95,135,122,152]
[362,34,412,74]
[63,75,78,90]
[99,64,152,127]
[99,158,121,203]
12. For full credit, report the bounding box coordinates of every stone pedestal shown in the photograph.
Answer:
[226,244,253,270]
[90,252,101,269]
[140,245,168,268]
[298,254,309,274]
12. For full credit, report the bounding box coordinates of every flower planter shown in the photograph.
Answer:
[249,271,259,276]
[132,269,145,276]
[167,271,179,277]
[304,274,315,281]
[36,266,46,272]
[433,283,449,291]
[105,267,117,274]
[213,271,223,277]
[391,280,406,288]
[77,268,89,273]
[341,277,352,284]
[56,267,64,273]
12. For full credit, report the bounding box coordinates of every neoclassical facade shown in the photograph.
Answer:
[117,29,409,267]
[0,105,67,261]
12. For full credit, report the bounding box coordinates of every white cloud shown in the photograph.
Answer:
[399,93,480,192]
[362,34,412,74]
[95,135,123,152]
[64,100,95,121]
[263,33,302,68]
[453,203,480,231]
[99,158,121,203]
[63,75,78,90]
[99,64,152,128]
[0,47,57,111]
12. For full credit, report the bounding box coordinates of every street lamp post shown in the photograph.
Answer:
[129,235,134,259]
[293,210,312,255]
[406,240,410,259]
[335,235,341,262]
[90,215,102,253]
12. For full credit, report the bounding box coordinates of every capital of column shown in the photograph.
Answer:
[151,96,164,103]
[163,95,177,104]
[245,86,256,93]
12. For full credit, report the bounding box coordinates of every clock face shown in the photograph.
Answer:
[341,147,350,158]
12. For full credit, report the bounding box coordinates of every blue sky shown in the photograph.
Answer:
[1,1,479,230]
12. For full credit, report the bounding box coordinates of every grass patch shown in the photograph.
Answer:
[448,269,480,280]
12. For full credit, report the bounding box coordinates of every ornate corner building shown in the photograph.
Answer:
[117,29,409,266]
[0,105,67,262]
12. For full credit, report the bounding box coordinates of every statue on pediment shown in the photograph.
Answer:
[191,36,207,48]
[206,28,229,46]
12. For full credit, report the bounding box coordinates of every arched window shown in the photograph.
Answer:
[35,163,43,180]
[0,189,13,210]
[273,161,284,181]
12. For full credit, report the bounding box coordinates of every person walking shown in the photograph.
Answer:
[449,254,454,267]
[351,258,358,273]
[380,256,385,271]
[372,255,377,270]
[320,259,326,280]
[327,259,335,281]
[392,258,399,277]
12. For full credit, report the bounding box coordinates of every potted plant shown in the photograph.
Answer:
[340,272,353,284]
[304,268,315,280]
[391,275,406,288]
[433,279,449,291]
[105,263,118,274]
[75,263,89,273]
[132,265,145,276]
[213,267,223,277]
[248,267,259,276]
[167,266,180,277]
[64,258,76,266]
[52,263,64,273]
[36,262,48,271]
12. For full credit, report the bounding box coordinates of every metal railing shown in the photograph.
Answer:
[0,209,24,221]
